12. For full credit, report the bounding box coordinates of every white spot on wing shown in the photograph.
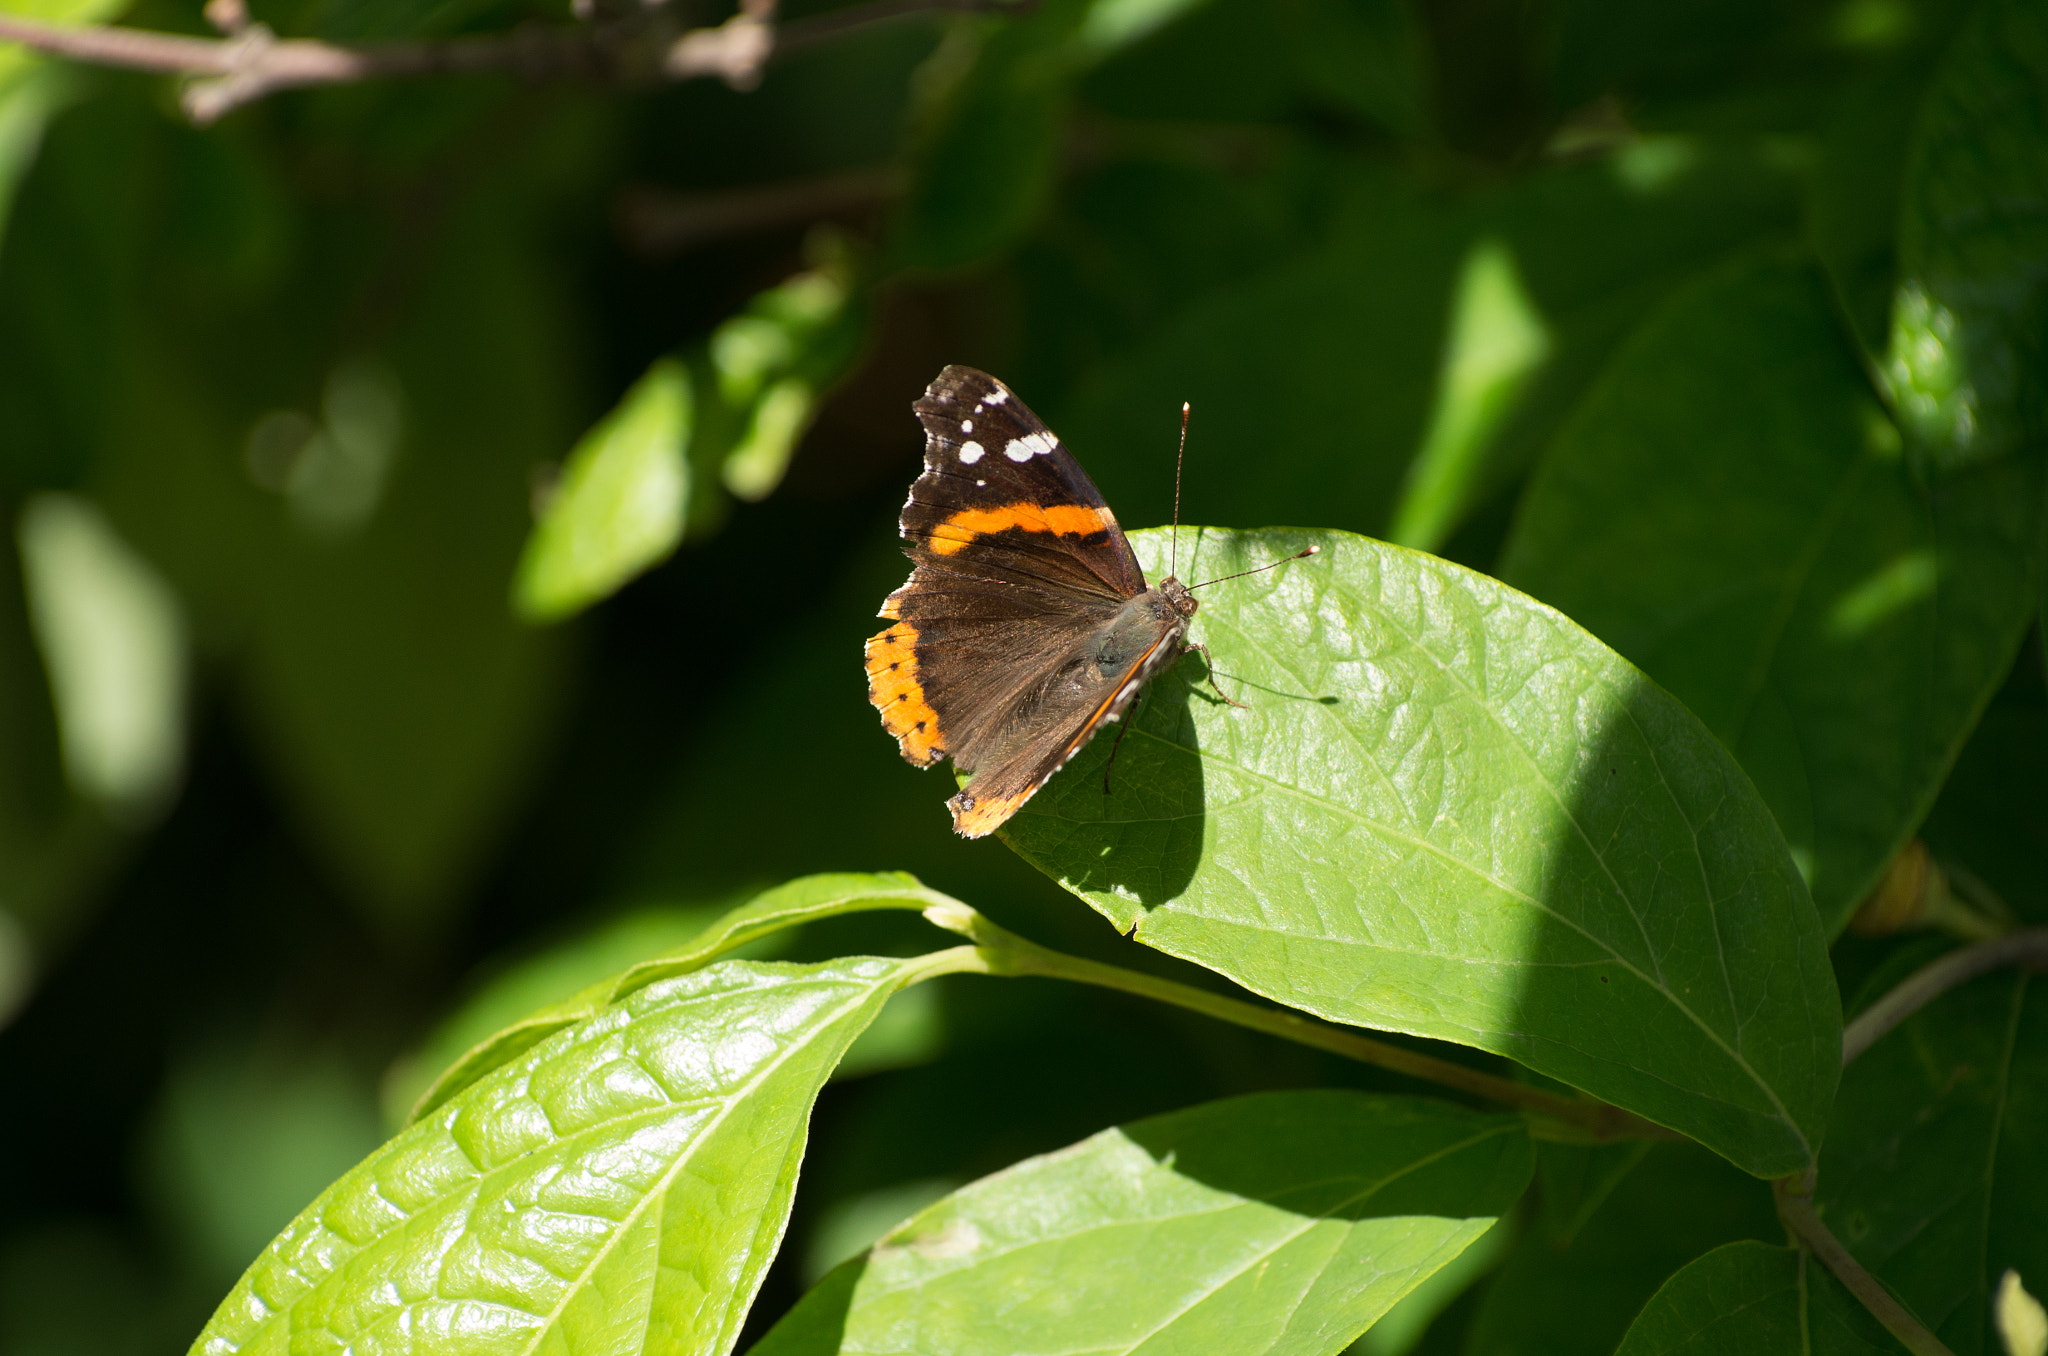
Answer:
[982,388,1008,406]
[1005,431,1057,461]
[958,441,985,464]
[960,419,973,433]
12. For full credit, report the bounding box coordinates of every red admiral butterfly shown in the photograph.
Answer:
[866,365,1315,837]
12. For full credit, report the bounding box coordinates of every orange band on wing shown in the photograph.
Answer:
[865,622,945,765]
[926,502,1114,556]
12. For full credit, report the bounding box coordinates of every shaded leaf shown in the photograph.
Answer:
[407,872,954,1119]
[1463,1142,1782,1356]
[1820,968,2048,1354]
[1613,1241,1901,1355]
[1884,0,2048,474]
[1004,526,1837,1177]
[1502,254,2043,934]
[193,950,964,1356]
[752,1091,1532,1356]
[515,357,691,623]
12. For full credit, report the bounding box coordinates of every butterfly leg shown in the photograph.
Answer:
[1102,684,1151,794]
[1186,642,1247,709]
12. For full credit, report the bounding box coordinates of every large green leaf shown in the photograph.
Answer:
[191,949,966,1356]
[1820,968,2048,1355]
[752,1091,1532,1356]
[1612,1241,1901,1355]
[405,872,954,1119]
[1501,254,2043,934]
[1883,0,2048,475]
[1002,525,1837,1177]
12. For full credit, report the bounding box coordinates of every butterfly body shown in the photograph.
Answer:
[866,365,1198,837]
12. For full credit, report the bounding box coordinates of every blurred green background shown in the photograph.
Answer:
[0,0,2038,1351]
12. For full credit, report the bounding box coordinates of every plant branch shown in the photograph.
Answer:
[1842,926,2048,1064]
[921,901,1680,1143]
[0,0,1013,125]
[1775,1174,1954,1356]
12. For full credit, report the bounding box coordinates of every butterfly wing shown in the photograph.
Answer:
[865,366,1169,836]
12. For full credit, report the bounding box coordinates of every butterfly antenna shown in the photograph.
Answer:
[1189,545,1320,591]
[1171,401,1190,580]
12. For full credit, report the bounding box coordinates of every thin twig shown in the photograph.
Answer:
[1775,1175,1955,1356]
[1842,927,2048,1064]
[921,901,1680,1143]
[0,0,1015,125]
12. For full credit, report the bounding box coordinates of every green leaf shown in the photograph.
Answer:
[1003,525,1837,1177]
[1501,254,2043,934]
[16,492,187,816]
[1613,1241,1902,1355]
[751,1090,1533,1356]
[382,895,767,1126]
[1883,0,2048,474]
[407,872,955,1120]
[1819,968,2048,1354]
[192,950,964,1356]
[709,246,865,504]
[514,357,691,624]
[1464,1142,1782,1356]
[1389,236,1552,553]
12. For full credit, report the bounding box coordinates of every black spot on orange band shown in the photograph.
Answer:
[865,622,945,765]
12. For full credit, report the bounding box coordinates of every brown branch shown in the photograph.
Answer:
[1775,1175,1954,1356]
[0,0,1013,125]
[617,165,898,255]
[1841,926,2048,1064]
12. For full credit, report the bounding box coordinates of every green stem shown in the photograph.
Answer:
[918,902,1677,1143]
[1842,927,2048,1064]
[1775,1175,1953,1356]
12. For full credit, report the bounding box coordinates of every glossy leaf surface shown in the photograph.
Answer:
[193,951,953,1356]
[1503,256,2042,933]
[1004,526,1837,1177]
[409,872,954,1119]
[752,1091,1532,1356]
[1613,1241,1900,1355]
[1821,968,2048,1354]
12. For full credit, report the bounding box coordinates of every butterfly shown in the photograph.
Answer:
[865,365,1314,837]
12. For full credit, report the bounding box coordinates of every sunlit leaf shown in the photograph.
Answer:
[1502,255,2043,934]
[1613,1241,1901,1355]
[1389,235,1551,553]
[1820,967,2048,1353]
[753,1091,1532,1356]
[1004,526,1837,1178]
[192,950,966,1356]
[1883,0,2048,474]
[514,357,691,623]
[407,872,955,1119]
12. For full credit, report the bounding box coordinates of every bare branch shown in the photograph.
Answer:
[0,0,1016,125]
[618,165,898,255]
[1841,926,2048,1064]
